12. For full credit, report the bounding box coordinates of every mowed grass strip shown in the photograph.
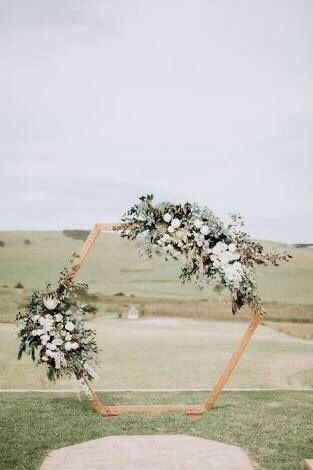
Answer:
[0,391,312,470]
[1,319,312,390]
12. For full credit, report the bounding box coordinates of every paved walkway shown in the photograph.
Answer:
[40,434,253,469]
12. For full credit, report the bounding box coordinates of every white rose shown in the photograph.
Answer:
[54,314,63,322]
[163,213,172,223]
[41,334,50,344]
[212,241,227,255]
[162,234,171,242]
[65,333,72,341]
[64,341,72,351]
[200,225,209,236]
[41,355,48,362]
[46,342,56,350]
[168,226,175,233]
[54,338,63,346]
[65,321,75,332]
[32,315,40,322]
[71,342,79,350]
[194,219,203,229]
[171,218,181,229]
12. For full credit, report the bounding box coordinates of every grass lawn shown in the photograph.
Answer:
[1,318,313,390]
[0,391,312,470]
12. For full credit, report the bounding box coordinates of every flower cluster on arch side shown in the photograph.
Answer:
[16,274,98,385]
[116,194,291,315]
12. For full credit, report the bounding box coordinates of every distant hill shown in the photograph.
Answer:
[62,229,89,241]
[294,243,313,249]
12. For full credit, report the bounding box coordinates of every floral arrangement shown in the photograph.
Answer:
[117,194,291,315]
[16,268,98,387]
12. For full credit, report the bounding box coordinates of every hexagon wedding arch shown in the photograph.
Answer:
[17,195,290,417]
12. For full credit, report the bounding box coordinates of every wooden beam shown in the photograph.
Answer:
[82,378,205,416]
[63,222,118,285]
[204,308,262,411]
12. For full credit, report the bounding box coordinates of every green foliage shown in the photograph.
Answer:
[116,195,291,315]
[63,229,89,241]
[16,270,98,384]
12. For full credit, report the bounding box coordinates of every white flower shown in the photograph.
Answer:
[171,218,181,229]
[194,219,203,229]
[168,226,175,233]
[64,341,72,351]
[65,321,75,332]
[163,213,172,223]
[53,338,63,346]
[32,314,40,322]
[65,333,72,341]
[162,234,171,242]
[200,225,209,236]
[228,243,237,252]
[46,342,56,350]
[54,313,63,322]
[71,342,79,350]
[194,233,204,247]
[212,241,227,255]
[41,334,50,344]
[41,355,48,362]
[55,361,61,369]
[31,330,39,336]
[43,294,59,311]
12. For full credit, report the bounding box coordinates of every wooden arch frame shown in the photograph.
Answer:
[66,223,262,417]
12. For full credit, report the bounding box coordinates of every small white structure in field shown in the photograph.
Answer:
[127,306,139,320]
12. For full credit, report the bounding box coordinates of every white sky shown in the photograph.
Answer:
[0,0,312,242]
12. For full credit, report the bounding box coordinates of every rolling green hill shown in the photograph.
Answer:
[0,231,312,326]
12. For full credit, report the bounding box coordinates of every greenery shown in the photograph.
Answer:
[63,229,89,241]
[0,391,312,470]
[118,195,291,315]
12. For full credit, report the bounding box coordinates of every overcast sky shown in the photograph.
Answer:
[0,0,312,242]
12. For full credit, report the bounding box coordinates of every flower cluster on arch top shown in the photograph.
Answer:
[117,194,291,315]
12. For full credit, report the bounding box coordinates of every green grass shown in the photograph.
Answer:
[1,318,312,390]
[0,391,312,470]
